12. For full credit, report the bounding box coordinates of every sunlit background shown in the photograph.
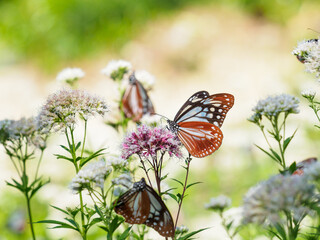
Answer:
[1,0,320,239]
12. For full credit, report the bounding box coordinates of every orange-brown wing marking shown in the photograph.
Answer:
[177,121,223,158]
[122,83,144,121]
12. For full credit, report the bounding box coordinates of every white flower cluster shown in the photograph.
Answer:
[56,67,85,85]
[175,225,189,235]
[69,160,112,193]
[135,70,155,89]
[242,174,314,225]
[292,39,320,78]
[112,173,133,189]
[301,89,316,100]
[251,94,299,118]
[205,195,232,211]
[37,89,109,133]
[105,155,128,169]
[303,160,320,181]
[140,114,161,127]
[101,60,132,80]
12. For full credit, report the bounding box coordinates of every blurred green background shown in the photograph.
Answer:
[1,0,320,239]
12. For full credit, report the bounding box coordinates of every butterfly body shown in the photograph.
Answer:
[114,178,175,238]
[167,91,234,158]
[122,73,154,121]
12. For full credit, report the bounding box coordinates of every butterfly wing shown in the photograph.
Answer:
[114,185,150,224]
[177,121,223,158]
[144,185,175,238]
[122,80,154,122]
[174,91,234,128]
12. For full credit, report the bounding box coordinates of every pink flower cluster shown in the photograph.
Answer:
[121,125,182,159]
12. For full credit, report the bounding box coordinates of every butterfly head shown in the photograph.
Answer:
[132,178,147,191]
[167,119,179,134]
[129,72,137,85]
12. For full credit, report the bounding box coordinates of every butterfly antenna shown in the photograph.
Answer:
[152,112,169,121]
[307,28,320,35]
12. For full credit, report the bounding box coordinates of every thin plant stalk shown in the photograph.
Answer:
[174,154,192,230]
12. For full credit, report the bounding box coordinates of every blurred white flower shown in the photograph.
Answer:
[56,67,85,86]
[113,185,128,197]
[242,174,314,225]
[112,173,133,189]
[205,195,231,211]
[135,70,155,89]
[105,155,128,169]
[101,60,132,81]
[175,225,189,235]
[140,114,161,127]
[70,160,112,193]
[250,94,299,119]
[301,89,316,100]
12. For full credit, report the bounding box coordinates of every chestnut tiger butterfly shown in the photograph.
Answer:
[114,178,175,238]
[166,91,234,158]
[122,72,155,122]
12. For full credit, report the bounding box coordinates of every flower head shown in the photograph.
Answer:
[105,155,128,169]
[69,160,112,193]
[112,173,133,189]
[135,70,155,90]
[242,174,314,225]
[301,89,316,100]
[175,225,189,235]
[140,114,161,127]
[0,117,48,149]
[250,94,299,120]
[101,60,132,81]
[205,195,232,211]
[121,125,182,159]
[37,89,108,133]
[56,67,85,86]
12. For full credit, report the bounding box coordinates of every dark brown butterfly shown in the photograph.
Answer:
[122,73,155,122]
[167,91,234,158]
[114,178,175,238]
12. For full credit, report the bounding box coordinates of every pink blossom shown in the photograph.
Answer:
[121,125,182,159]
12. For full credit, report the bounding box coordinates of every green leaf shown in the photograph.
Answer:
[269,148,282,163]
[167,193,178,202]
[37,220,79,231]
[255,145,279,163]
[283,129,297,152]
[75,141,82,151]
[186,181,202,189]
[118,227,132,240]
[54,154,74,162]
[64,218,80,229]
[177,227,209,240]
[30,179,50,199]
[171,178,184,187]
[60,145,71,153]
[50,205,70,215]
[80,148,106,167]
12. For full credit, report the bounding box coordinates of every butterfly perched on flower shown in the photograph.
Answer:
[122,72,155,122]
[292,157,317,175]
[167,91,234,158]
[114,178,175,238]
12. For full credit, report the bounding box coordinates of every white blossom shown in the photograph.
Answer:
[112,173,133,189]
[105,156,128,169]
[301,89,316,99]
[242,174,314,225]
[205,195,231,211]
[101,60,132,80]
[140,114,161,127]
[251,94,299,118]
[135,70,155,89]
[56,67,85,85]
[69,160,112,193]
[175,225,189,234]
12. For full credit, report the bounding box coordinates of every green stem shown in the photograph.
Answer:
[80,120,87,158]
[25,191,36,240]
[35,149,44,180]
[174,155,192,230]
[219,211,234,240]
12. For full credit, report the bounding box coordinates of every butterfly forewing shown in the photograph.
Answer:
[174,91,234,128]
[177,121,223,158]
[122,76,154,121]
[114,181,150,224]
[144,185,175,238]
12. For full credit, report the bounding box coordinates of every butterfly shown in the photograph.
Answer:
[167,91,234,158]
[122,72,155,122]
[292,157,317,175]
[114,178,175,238]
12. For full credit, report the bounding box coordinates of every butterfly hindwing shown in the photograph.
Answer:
[114,178,175,238]
[177,121,223,158]
[144,185,175,238]
[174,91,234,128]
